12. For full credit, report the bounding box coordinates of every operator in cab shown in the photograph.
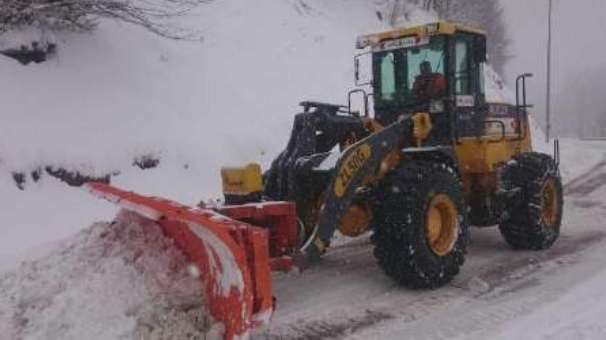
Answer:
[413,60,446,101]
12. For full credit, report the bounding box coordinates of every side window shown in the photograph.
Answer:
[478,62,486,95]
[455,37,471,95]
[379,52,396,100]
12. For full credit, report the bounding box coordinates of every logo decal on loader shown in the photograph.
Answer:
[335,144,372,198]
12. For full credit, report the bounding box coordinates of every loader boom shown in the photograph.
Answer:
[304,115,415,259]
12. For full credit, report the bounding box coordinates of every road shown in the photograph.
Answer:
[260,157,606,339]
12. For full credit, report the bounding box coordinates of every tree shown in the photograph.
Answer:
[435,0,509,75]
[376,0,509,75]
[0,0,213,40]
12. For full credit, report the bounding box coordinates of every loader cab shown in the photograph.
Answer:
[357,22,488,144]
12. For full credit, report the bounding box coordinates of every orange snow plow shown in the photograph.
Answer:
[84,182,300,340]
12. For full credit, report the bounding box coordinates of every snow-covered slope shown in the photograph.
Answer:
[0,0,391,174]
[0,0,409,260]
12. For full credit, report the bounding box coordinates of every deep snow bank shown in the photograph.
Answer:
[0,210,212,340]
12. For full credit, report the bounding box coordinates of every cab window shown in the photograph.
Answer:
[379,52,396,100]
[455,36,472,95]
[407,40,445,90]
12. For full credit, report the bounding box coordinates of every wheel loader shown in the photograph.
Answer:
[85,22,564,339]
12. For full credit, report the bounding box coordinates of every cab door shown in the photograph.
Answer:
[451,33,487,139]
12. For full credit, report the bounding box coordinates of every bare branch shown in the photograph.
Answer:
[0,0,214,39]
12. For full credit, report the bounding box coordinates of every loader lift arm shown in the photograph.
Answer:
[300,115,417,262]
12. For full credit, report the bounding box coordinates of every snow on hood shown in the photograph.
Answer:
[0,210,213,340]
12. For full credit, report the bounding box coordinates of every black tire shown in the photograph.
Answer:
[371,161,469,289]
[499,152,563,250]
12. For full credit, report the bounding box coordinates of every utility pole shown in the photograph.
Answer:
[545,0,553,142]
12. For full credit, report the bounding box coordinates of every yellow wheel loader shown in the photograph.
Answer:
[87,22,564,339]
[244,21,564,287]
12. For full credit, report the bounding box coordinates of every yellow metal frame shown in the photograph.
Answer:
[357,21,485,49]
[334,144,372,198]
[454,130,532,175]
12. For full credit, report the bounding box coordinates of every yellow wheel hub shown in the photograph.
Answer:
[425,194,459,257]
[542,178,559,227]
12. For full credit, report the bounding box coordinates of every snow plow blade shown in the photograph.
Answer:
[83,183,291,340]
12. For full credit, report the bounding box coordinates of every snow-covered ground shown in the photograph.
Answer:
[0,210,211,340]
[2,0,606,339]
[3,141,605,339]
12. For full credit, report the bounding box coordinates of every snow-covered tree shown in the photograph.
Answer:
[377,0,509,75]
[435,0,509,75]
[0,0,212,39]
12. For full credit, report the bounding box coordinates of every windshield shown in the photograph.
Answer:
[373,36,446,109]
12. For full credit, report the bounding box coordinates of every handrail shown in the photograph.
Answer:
[515,73,534,141]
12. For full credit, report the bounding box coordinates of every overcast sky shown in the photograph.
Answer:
[502,0,606,137]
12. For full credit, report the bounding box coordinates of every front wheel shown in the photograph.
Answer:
[499,152,563,250]
[372,161,469,289]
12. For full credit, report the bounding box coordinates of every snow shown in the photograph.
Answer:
[185,221,245,297]
[0,210,211,340]
[0,26,58,48]
[0,0,387,174]
[315,151,341,171]
[491,266,606,340]
[484,63,515,104]
[530,117,606,181]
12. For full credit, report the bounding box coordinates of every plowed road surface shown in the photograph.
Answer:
[261,157,606,340]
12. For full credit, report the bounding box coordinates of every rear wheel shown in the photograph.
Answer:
[499,152,563,250]
[372,161,469,289]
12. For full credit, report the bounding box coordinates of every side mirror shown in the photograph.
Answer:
[348,89,369,117]
[354,52,372,87]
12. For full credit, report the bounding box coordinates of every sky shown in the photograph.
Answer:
[502,0,606,137]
